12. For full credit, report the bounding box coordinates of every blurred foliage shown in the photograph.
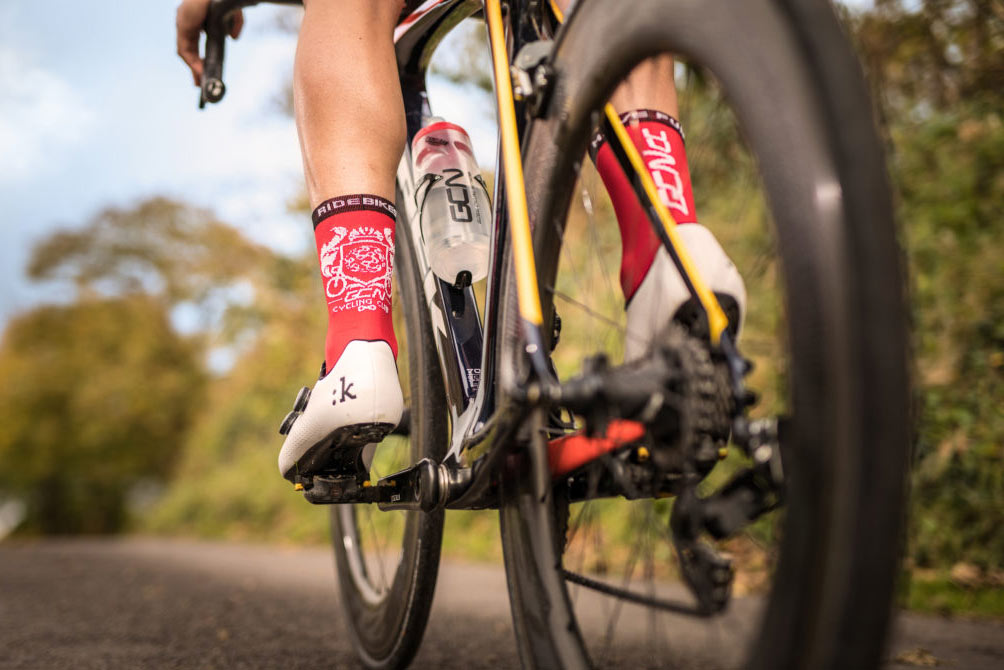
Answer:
[904,571,1004,618]
[894,104,1004,572]
[0,297,204,533]
[430,20,495,95]
[0,197,316,535]
[854,0,1002,115]
[848,0,1004,578]
[142,256,330,543]
[27,197,280,345]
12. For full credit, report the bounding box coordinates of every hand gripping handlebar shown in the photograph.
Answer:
[199,0,303,108]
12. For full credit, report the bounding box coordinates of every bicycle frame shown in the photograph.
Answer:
[391,0,746,511]
[199,0,767,514]
[392,0,553,510]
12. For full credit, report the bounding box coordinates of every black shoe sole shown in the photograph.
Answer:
[283,422,396,484]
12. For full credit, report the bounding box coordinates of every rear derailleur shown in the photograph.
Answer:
[553,324,786,614]
[669,416,784,614]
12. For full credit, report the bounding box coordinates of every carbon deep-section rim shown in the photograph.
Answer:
[497,0,911,668]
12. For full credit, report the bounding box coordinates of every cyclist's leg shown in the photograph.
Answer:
[609,53,678,117]
[278,0,406,483]
[599,56,747,358]
[558,0,745,355]
[295,0,405,204]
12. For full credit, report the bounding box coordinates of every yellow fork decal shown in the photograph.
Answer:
[603,104,730,345]
[548,0,565,23]
[485,0,544,326]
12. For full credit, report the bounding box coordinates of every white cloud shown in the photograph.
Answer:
[0,46,95,182]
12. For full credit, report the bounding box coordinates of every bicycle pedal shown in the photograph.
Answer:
[289,422,396,486]
[298,473,379,505]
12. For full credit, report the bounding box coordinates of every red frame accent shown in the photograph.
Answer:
[548,420,646,479]
[394,0,451,42]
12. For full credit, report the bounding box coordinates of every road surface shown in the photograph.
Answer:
[1,538,1001,669]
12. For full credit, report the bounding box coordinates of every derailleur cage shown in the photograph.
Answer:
[668,417,785,613]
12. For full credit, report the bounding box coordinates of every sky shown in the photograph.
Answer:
[0,0,495,326]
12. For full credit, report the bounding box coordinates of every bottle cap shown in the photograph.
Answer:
[412,120,471,146]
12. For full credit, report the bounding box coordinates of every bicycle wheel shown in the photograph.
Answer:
[329,188,448,670]
[498,0,911,668]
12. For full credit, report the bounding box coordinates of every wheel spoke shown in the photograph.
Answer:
[550,287,626,334]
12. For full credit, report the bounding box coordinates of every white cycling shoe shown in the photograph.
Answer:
[277,340,403,483]
[625,223,747,361]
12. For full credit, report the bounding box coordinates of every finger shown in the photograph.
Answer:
[176,2,208,86]
[230,11,245,39]
[177,44,202,85]
[177,32,203,86]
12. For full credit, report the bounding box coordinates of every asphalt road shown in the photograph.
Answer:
[1,538,1001,669]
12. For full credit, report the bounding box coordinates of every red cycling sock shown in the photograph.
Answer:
[312,194,398,372]
[593,109,698,302]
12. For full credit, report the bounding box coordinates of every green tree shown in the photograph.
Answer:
[892,95,1004,572]
[27,196,277,341]
[853,0,1002,114]
[0,297,205,533]
[850,0,1004,579]
[0,196,297,534]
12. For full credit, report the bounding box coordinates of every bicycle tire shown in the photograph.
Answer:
[329,187,448,670]
[497,0,911,668]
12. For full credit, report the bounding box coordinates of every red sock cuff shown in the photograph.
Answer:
[313,194,398,369]
[593,109,698,301]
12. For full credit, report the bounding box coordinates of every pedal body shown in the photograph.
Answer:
[298,458,442,511]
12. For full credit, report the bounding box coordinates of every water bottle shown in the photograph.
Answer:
[411,118,492,284]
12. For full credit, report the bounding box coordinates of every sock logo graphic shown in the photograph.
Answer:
[320,226,394,315]
[641,127,690,218]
